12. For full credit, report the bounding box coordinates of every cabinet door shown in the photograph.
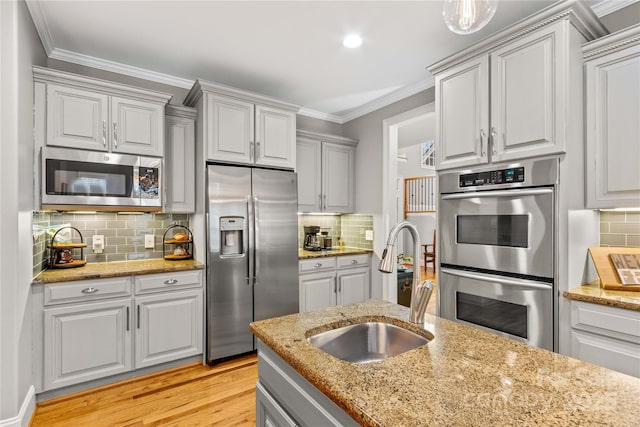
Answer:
[337,267,370,306]
[135,289,203,369]
[299,271,336,312]
[205,93,254,164]
[43,299,132,391]
[165,115,195,213]
[435,56,489,170]
[256,381,297,427]
[322,142,354,213]
[490,22,565,162]
[255,105,296,169]
[296,138,322,212]
[586,43,640,208]
[111,97,164,156]
[571,330,640,378]
[46,84,109,151]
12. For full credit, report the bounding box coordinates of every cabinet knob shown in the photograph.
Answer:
[351,259,358,264]
[81,287,99,294]
[164,279,179,285]
[314,263,322,268]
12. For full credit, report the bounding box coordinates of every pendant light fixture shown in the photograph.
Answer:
[442,0,498,35]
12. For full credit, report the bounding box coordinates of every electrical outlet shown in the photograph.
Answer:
[365,230,373,241]
[144,234,155,249]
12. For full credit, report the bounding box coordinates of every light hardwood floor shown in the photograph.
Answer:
[30,354,258,427]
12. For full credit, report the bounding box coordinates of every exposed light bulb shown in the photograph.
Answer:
[442,0,498,35]
[343,34,363,48]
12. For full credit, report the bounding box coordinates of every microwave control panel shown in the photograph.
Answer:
[459,167,525,187]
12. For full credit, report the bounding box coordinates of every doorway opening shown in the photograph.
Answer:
[381,103,435,303]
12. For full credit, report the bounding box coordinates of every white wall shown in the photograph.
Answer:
[0,0,46,424]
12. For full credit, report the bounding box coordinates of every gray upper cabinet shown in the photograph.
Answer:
[429,1,607,170]
[435,56,489,169]
[165,105,197,213]
[35,67,171,157]
[584,24,640,209]
[296,130,357,213]
[296,137,322,212]
[46,84,109,151]
[185,80,299,169]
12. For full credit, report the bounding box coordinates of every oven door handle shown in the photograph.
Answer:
[441,188,553,200]
[441,268,552,290]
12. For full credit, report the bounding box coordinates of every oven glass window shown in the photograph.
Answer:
[457,215,528,248]
[46,159,133,197]
[456,292,528,339]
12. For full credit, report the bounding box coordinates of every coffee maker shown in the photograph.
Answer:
[303,225,321,251]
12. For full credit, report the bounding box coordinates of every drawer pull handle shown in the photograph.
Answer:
[314,263,322,268]
[351,260,358,264]
[164,279,179,285]
[81,287,99,294]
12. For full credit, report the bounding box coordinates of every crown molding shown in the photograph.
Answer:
[591,0,639,17]
[296,108,344,124]
[25,0,54,55]
[297,77,434,125]
[48,48,195,90]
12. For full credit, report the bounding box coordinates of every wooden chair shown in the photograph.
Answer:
[423,230,436,271]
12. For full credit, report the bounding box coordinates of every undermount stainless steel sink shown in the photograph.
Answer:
[307,321,433,364]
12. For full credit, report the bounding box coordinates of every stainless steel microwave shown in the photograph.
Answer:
[41,147,161,211]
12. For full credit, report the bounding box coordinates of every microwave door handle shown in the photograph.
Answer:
[441,188,553,200]
[441,268,552,290]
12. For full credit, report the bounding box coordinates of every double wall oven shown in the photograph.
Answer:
[439,158,558,351]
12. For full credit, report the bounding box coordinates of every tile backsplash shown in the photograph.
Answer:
[600,210,640,247]
[32,211,190,276]
[298,214,373,250]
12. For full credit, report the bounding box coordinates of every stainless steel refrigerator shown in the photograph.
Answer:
[206,164,299,364]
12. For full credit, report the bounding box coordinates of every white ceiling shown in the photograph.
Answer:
[26,0,627,123]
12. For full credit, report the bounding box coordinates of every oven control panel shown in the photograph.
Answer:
[459,167,525,187]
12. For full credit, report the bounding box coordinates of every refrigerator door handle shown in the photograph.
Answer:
[253,195,260,285]
[247,196,253,286]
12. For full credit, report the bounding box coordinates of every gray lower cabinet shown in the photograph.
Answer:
[569,300,640,378]
[256,382,297,427]
[299,255,370,312]
[135,289,203,369]
[44,297,132,391]
[256,341,359,427]
[38,270,203,392]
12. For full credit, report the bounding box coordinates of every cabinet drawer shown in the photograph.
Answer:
[134,270,202,294]
[44,277,132,306]
[299,257,336,273]
[571,301,640,343]
[337,254,370,269]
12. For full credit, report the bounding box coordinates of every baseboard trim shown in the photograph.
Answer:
[0,385,36,427]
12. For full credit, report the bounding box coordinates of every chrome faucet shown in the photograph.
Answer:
[379,221,434,324]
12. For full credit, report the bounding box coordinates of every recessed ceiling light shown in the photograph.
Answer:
[343,34,362,48]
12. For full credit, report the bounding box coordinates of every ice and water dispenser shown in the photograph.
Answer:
[220,216,244,256]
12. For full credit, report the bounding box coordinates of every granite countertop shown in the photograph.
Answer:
[32,258,204,284]
[298,247,372,259]
[250,300,640,427]
[564,281,640,311]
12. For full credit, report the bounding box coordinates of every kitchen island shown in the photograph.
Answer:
[250,300,640,426]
